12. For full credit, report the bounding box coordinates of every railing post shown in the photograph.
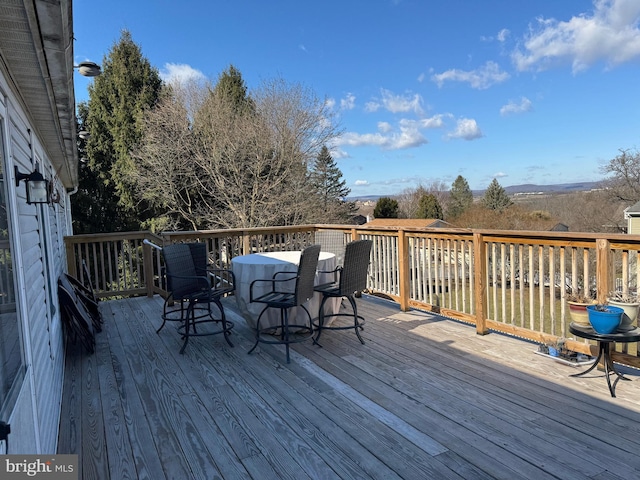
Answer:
[596,238,612,303]
[143,240,154,297]
[398,229,410,311]
[351,228,359,241]
[64,237,77,278]
[242,231,251,255]
[473,232,489,335]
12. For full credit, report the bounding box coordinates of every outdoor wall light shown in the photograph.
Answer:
[14,167,50,204]
[74,61,101,77]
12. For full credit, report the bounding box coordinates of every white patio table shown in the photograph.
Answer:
[231,251,341,331]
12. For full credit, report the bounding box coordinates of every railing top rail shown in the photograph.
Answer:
[65,226,640,246]
[64,231,163,243]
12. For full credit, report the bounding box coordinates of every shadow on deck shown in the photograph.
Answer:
[57,294,640,479]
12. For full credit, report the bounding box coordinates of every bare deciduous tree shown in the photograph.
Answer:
[601,148,640,203]
[397,181,449,218]
[132,73,340,229]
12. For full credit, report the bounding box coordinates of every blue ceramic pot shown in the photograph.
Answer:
[586,305,623,334]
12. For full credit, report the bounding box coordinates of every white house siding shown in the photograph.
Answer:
[2,77,68,453]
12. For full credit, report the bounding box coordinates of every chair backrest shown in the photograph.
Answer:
[187,242,208,276]
[315,230,346,266]
[339,239,373,295]
[163,243,207,299]
[294,244,321,305]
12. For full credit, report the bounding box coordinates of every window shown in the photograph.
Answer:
[0,122,25,418]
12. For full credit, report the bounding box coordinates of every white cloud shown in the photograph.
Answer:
[364,101,381,112]
[512,0,640,73]
[417,72,426,82]
[160,63,206,85]
[336,129,426,151]
[355,180,369,186]
[500,97,533,116]
[380,89,423,114]
[299,44,308,53]
[497,28,510,42]
[365,89,424,114]
[419,114,450,128]
[494,172,508,178]
[341,93,356,110]
[325,98,336,109]
[331,147,350,159]
[378,121,393,133]
[431,61,510,90]
[335,114,446,151]
[446,118,483,141]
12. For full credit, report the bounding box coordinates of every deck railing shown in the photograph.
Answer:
[64,225,640,368]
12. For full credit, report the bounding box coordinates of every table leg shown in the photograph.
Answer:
[570,342,604,377]
[571,341,630,397]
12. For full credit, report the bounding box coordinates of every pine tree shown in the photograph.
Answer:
[482,178,513,211]
[309,146,354,222]
[374,197,399,218]
[416,194,443,219]
[447,175,473,218]
[80,30,162,232]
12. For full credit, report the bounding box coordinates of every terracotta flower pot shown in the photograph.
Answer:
[567,301,592,326]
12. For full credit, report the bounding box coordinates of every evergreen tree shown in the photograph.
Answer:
[374,197,399,218]
[482,178,513,211]
[211,64,255,115]
[416,194,443,219]
[72,102,123,233]
[80,30,162,232]
[447,175,473,218]
[309,146,355,222]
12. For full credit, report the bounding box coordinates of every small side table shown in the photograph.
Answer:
[569,323,640,397]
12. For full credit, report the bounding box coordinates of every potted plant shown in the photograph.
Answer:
[567,289,596,326]
[607,290,639,331]
[586,304,624,334]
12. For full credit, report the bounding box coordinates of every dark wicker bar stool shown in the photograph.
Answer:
[248,244,321,363]
[160,242,235,354]
[313,239,373,345]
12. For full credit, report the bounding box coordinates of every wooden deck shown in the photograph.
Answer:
[57,294,640,479]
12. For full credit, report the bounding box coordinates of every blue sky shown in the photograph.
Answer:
[73,0,640,197]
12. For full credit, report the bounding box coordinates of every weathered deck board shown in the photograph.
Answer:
[58,294,640,479]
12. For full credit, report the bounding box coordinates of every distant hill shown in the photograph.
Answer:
[349,182,602,202]
[499,182,601,195]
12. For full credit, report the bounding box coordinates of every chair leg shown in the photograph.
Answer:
[282,308,291,364]
[248,306,269,355]
[314,295,330,346]
[348,295,365,344]
[158,295,177,333]
[214,297,234,348]
[180,302,194,354]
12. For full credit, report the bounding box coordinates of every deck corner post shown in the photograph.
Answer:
[143,239,154,297]
[473,231,489,335]
[596,238,612,303]
[398,229,411,311]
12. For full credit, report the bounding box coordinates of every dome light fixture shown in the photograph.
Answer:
[75,61,101,77]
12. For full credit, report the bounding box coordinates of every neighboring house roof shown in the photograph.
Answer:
[349,214,367,225]
[364,218,456,228]
[550,223,569,232]
[0,0,78,187]
[624,200,640,217]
